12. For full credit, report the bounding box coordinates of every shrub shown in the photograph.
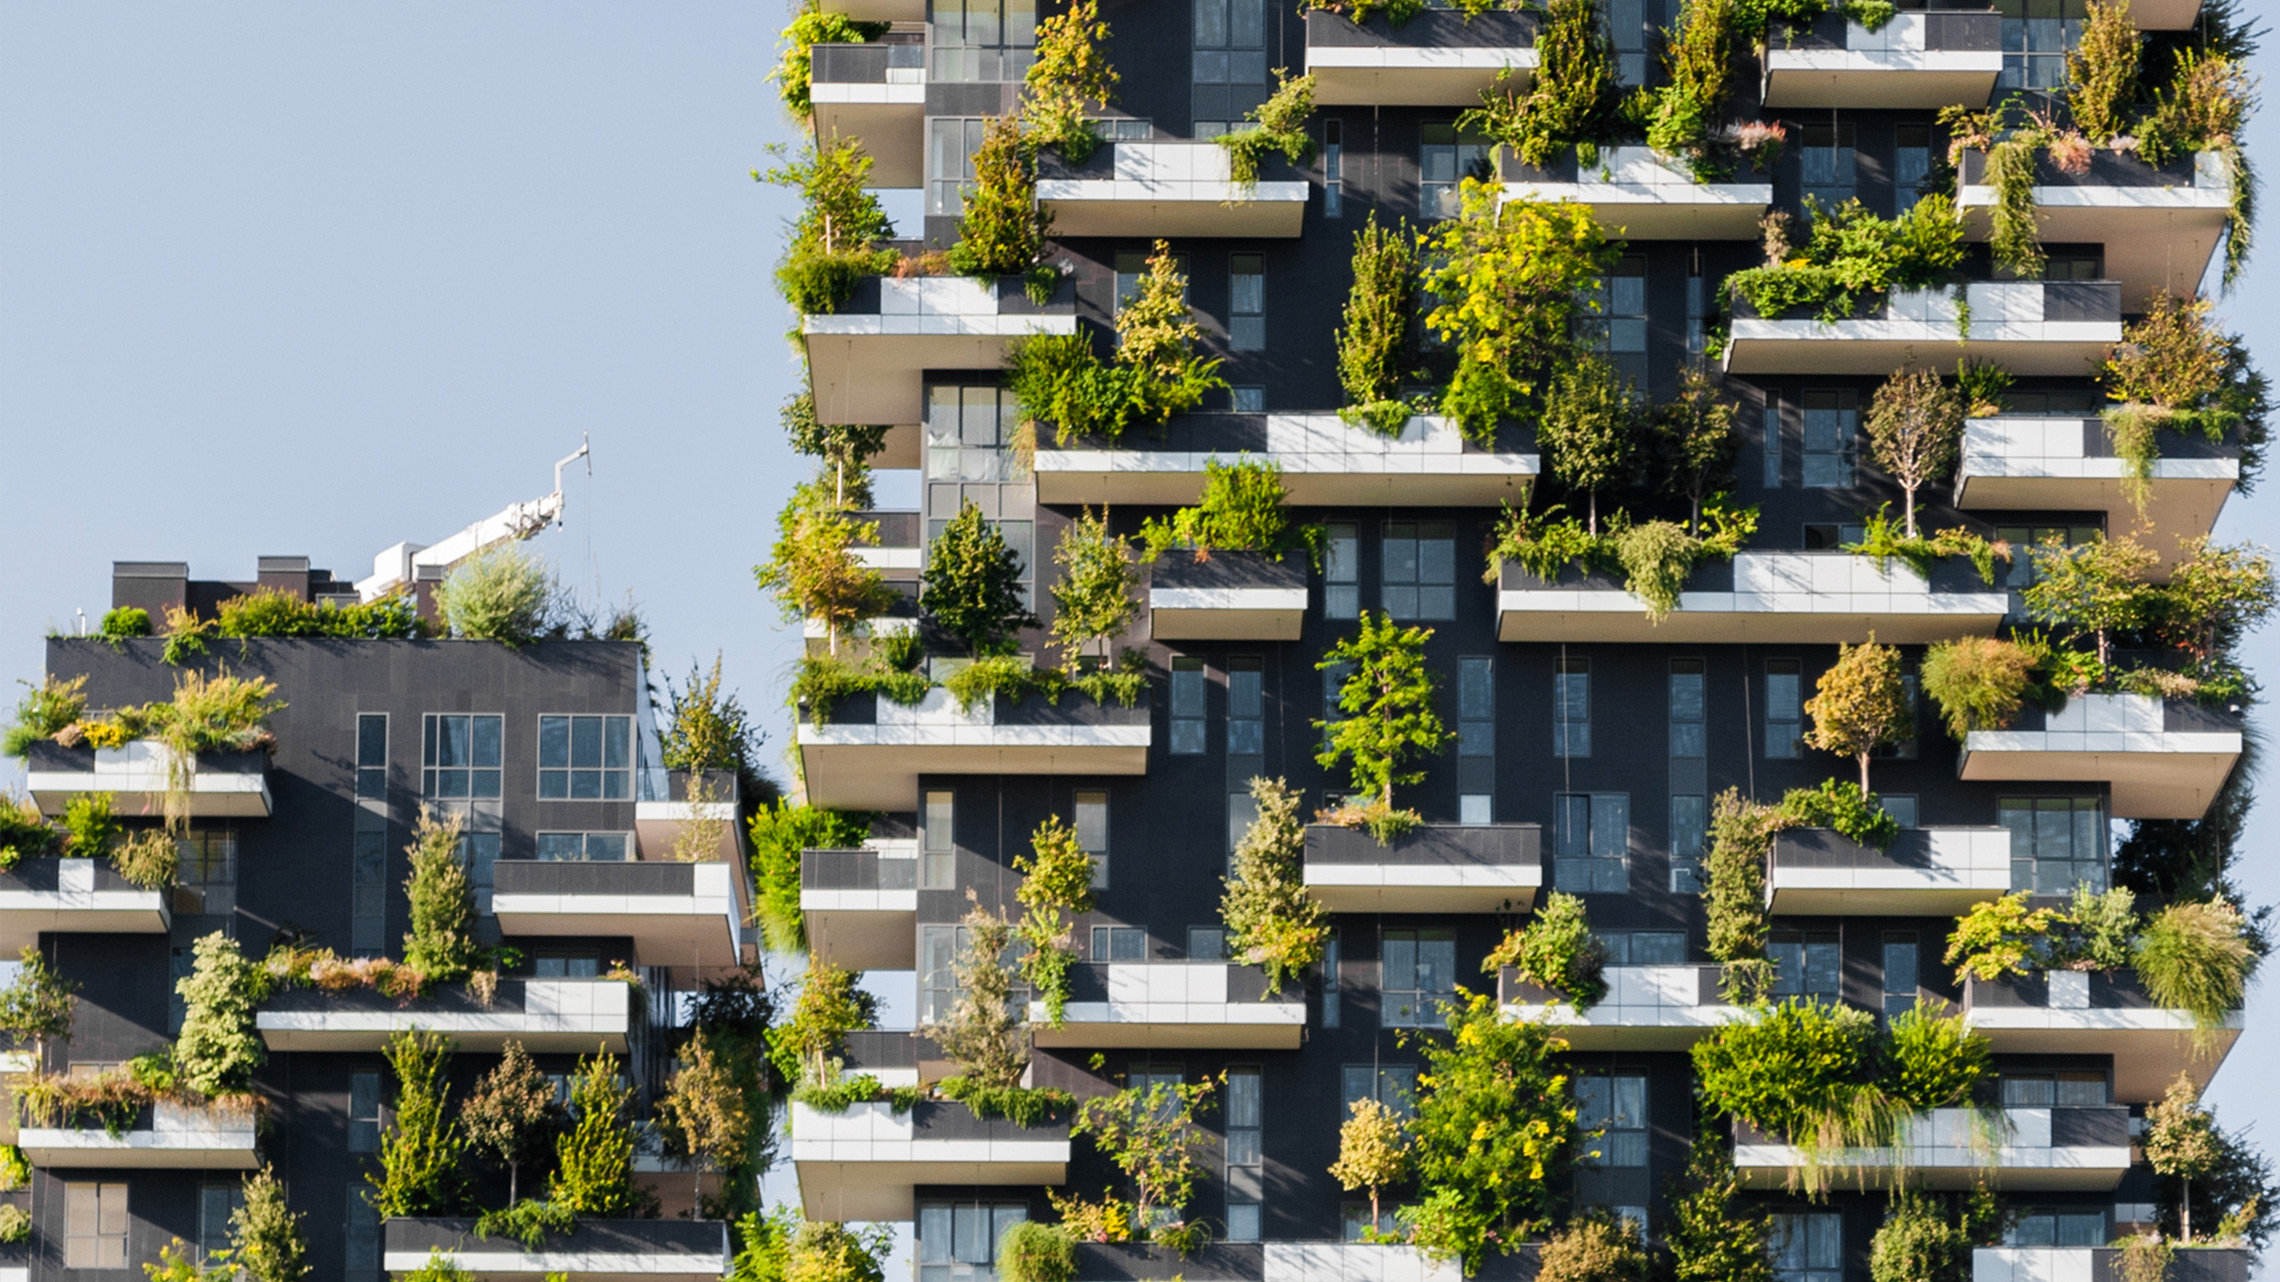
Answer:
[1882,1003,1991,1113]
[765,955,877,1088]
[549,1049,648,1217]
[1336,214,1420,435]
[4,674,86,758]
[662,654,762,782]
[947,116,1051,280]
[1112,240,1220,423]
[436,545,553,645]
[759,138,899,315]
[1536,354,1643,535]
[771,3,886,120]
[1920,636,2036,739]
[1220,777,1330,995]
[1722,195,1966,324]
[1015,816,1095,1024]
[921,499,1040,655]
[174,932,266,1098]
[747,802,872,954]
[111,829,178,890]
[996,1221,1077,1282]
[2055,885,2138,972]
[1945,893,2061,983]
[1693,999,1881,1147]
[929,903,1029,1090]
[1022,0,1116,163]
[402,808,481,983]
[1780,779,1901,850]
[2157,537,2277,667]
[231,1164,310,1282]
[367,1030,467,1217]
[1803,638,1911,793]
[2134,898,2255,1030]
[1868,1188,1974,1282]
[1704,789,1786,1001]
[2065,0,2140,143]
[0,792,51,866]
[163,669,286,755]
[99,607,153,640]
[1464,0,1616,168]
[0,944,77,1060]
[62,792,120,858]
[2022,533,2156,666]
[1538,1214,1651,1282]
[756,484,895,656]
[1664,1127,1770,1282]
[0,1205,26,1246]
[1139,459,1293,562]
[1217,69,1316,189]
[1656,364,1739,528]
[1484,891,1607,1010]
[1074,1075,1217,1239]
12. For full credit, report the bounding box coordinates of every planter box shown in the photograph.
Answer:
[1305,9,1538,106]
[796,687,1151,812]
[18,1099,258,1169]
[1766,826,2011,915]
[791,1097,1071,1222]
[1956,416,2238,562]
[491,858,744,972]
[25,740,271,819]
[1075,1242,1269,1281]
[807,39,925,187]
[1725,281,2121,376]
[1974,1246,2251,1282]
[1734,1106,2132,1191]
[1037,142,1309,238]
[1031,962,1306,1050]
[801,842,919,971]
[256,978,632,1053]
[802,274,1078,428]
[382,1217,730,1280]
[1963,970,2240,1102]
[1150,551,1309,641]
[1959,693,2242,820]
[0,856,170,949]
[1763,11,2003,109]
[1033,413,1536,508]
[1502,147,1770,239]
[1499,965,1749,1051]
[1302,822,1542,913]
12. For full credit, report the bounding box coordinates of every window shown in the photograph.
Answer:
[173,829,237,916]
[1883,933,1918,1017]
[1608,0,1657,83]
[919,1201,1030,1282]
[1801,390,1858,488]
[1076,791,1109,890]
[924,791,956,889]
[1382,929,1456,1028]
[1227,1202,1262,1242]
[66,1182,128,1269]
[460,829,502,897]
[1600,932,1685,965]
[1230,385,1266,412]
[538,714,631,800]
[1171,656,1208,755]
[1092,117,1152,142]
[1996,0,2082,91]
[1228,790,1259,856]
[929,0,1037,82]
[1895,124,1932,215]
[1669,657,1707,893]
[1229,254,1265,350]
[346,1186,381,1281]
[1115,250,1188,314]
[1583,255,1648,387]
[1341,1063,1419,1117]
[2006,1210,2107,1248]
[357,713,387,799]
[1324,522,1360,618]
[1770,930,1840,999]
[1685,250,1707,357]
[1458,656,1493,824]
[1344,1204,1399,1241]
[925,384,1024,491]
[1420,123,1492,220]
[1188,927,1227,962]
[1322,933,1342,1029]
[1576,1074,1647,1167]
[423,713,501,799]
[1226,1066,1262,1166]
[1882,794,1919,828]
[1091,925,1147,961]
[200,1182,245,1262]
[1765,660,1802,759]
[1556,793,1629,893]
[1555,656,1591,757]
[1323,119,1344,216]
[352,816,387,957]
[921,925,961,1024]
[1191,0,1267,136]
[1670,794,1707,893]
[2002,1072,2109,1107]
[1668,659,1705,758]
[1382,522,1454,620]
[1999,797,2106,894]
[533,954,601,978]
[1803,522,1868,550]
[1800,123,1857,206]
[1762,396,1784,487]
[927,118,988,216]
[1771,1212,1842,1282]
[535,832,631,862]
[1228,656,1264,756]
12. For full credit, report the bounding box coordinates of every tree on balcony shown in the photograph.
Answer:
[760,137,897,316]
[174,931,264,1098]
[1316,613,1448,842]
[1330,1097,1410,1232]
[1022,0,1117,163]
[551,1049,651,1218]
[0,944,75,1065]
[948,116,1053,284]
[1803,638,1909,793]
[2148,1075,2223,1243]
[786,393,890,513]
[1074,1075,1217,1247]
[1537,353,1643,536]
[2023,533,2156,667]
[930,903,1030,1091]
[1654,365,1738,532]
[1865,367,1962,539]
[657,1027,759,1211]
[1047,509,1138,668]
[767,956,877,1089]
[461,1040,561,1206]
[368,1030,468,1217]
[1665,1128,1770,1282]
[921,499,1040,656]
[1015,817,1095,1026]
[1462,0,1616,169]
[758,482,895,658]
[232,1164,311,1282]
[1220,776,1329,994]
[1336,214,1422,436]
[771,1,886,121]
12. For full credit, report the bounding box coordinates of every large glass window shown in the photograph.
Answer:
[927,118,988,216]
[1076,791,1109,890]
[66,1182,128,1269]
[1323,119,1345,217]
[919,1201,1030,1282]
[535,832,631,862]
[1770,930,1841,999]
[1171,656,1208,755]
[1670,794,1707,893]
[1382,929,1456,1028]
[1556,793,1629,893]
[2006,1209,2107,1248]
[1765,660,1803,759]
[173,829,237,917]
[1191,0,1267,136]
[537,714,631,800]
[1324,522,1360,618]
[1995,0,2082,91]
[1229,254,1265,350]
[357,712,388,799]
[925,791,956,889]
[1341,1063,1418,1117]
[1092,925,1147,961]
[1802,391,1858,488]
[929,0,1037,82]
[1669,659,1706,758]
[1576,1074,1647,1167]
[2000,797,2106,894]
[920,925,1029,1025]
[925,384,1021,483]
[2002,1072,2109,1107]
[1420,123,1492,220]
[1555,656,1591,757]
[1225,1066,1262,1167]
[1582,256,1648,387]
[1895,124,1932,215]
[1800,124,1858,206]
[349,1071,382,1153]
[1228,656,1264,756]
[1600,931,1685,965]
[1458,656,1494,825]
[1771,1212,1843,1282]
[1382,522,1455,620]
[200,1182,245,1263]
[422,713,502,799]
[1884,933,1919,1018]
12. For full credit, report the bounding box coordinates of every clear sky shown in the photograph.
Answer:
[4,3,2279,1274]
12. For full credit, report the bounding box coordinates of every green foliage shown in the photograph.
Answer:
[174,932,265,1098]
[1883,1003,1992,1113]
[0,1204,27,1247]
[935,1076,1075,1127]
[929,904,1028,1090]
[402,808,481,983]
[144,1240,232,1281]
[1463,0,1616,168]
[1484,891,1607,1010]
[1487,500,1757,621]
[2058,885,2140,972]
[1139,460,1293,562]
[1920,636,2037,739]
[210,587,421,640]
[996,1221,1077,1282]
[2147,1075,2225,1242]
[1945,893,2062,983]
[4,674,86,759]
[1780,779,1901,849]
[111,830,179,891]
[788,650,931,725]
[1022,0,1116,163]
[475,1199,576,1251]
[1398,993,1579,1270]
[1216,69,1316,189]
[948,116,1052,279]
[759,138,899,315]
[0,791,52,866]
[1643,0,1736,171]
[786,396,889,510]
[1074,1076,1216,1234]
[2139,49,2250,166]
[1336,214,1420,435]
[550,1049,648,1217]
[1865,367,1963,537]
[1803,638,1911,793]
[766,955,877,1088]
[1665,1127,1771,1282]
[923,499,1041,655]
[1067,648,1149,708]
[2022,532,2157,666]
[436,545,553,645]
[1693,999,1927,1188]
[1539,1214,1651,1282]
[1840,507,2005,585]
[2135,898,2255,1030]
[748,802,871,954]
[1868,1188,1976,1282]
[943,655,1054,713]
[756,483,895,654]
[1656,365,1739,525]
[2158,537,2277,667]
[2066,1,2141,143]
[1723,195,1966,324]
[0,944,76,1055]
[460,1040,561,1203]
[1981,127,2047,280]
[771,3,886,120]
[62,792,120,857]
[1330,1097,1411,1229]
[1006,243,1222,444]
[367,1030,468,1218]
[2104,296,2238,482]
[1704,790,1786,1001]
[1315,612,1448,816]
[1015,817,1096,1025]
[1537,354,1643,533]
[662,654,762,784]
[400,1251,472,1281]
[1047,509,1138,667]
[99,607,153,640]
[1220,777,1330,996]
[658,1026,761,1182]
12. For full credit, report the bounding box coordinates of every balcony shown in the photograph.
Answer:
[1495,552,2007,644]
[1762,11,2003,109]
[815,0,921,21]
[1302,822,1542,913]
[256,978,632,1053]
[791,1098,1070,1221]
[1974,1246,2251,1282]
[0,857,169,950]
[2131,0,2203,30]
[382,1217,731,1281]
[808,41,925,188]
[490,860,744,972]
[1958,694,2243,820]
[1498,965,1750,1050]
[1304,9,1537,106]
[1032,412,1537,507]
[1150,551,1309,641]
[1029,962,1306,1049]
[1733,1105,2133,1191]
[796,687,1150,812]
[1037,142,1309,238]
[1723,281,2123,376]
[1766,826,2012,916]
[1075,1243,1266,1281]
[803,274,1077,428]
[1502,146,1770,239]
[18,1099,258,1170]
[25,741,271,819]
[631,767,744,865]
[1956,417,2237,564]
[1963,971,2241,1102]
[1960,149,2231,304]
[801,843,918,971]
[847,509,922,577]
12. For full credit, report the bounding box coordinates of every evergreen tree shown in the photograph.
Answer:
[230,1165,310,1282]
[920,499,1038,655]
[1219,777,1330,995]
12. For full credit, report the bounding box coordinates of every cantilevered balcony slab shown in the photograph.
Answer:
[491,860,742,971]
[1030,963,1306,1049]
[1496,552,2007,644]
[804,275,1077,428]
[1037,143,1308,238]
[1766,827,2011,916]
[1499,965,1750,1050]
[791,1099,1070,1222]
[1963,971,2240,1102]
[26,741,271,819]
[1960,150,2231,304]
[797,688,1150,812]
[1305,9,1537,106]
[815,0,922,21]
[2130,0,2202,29]
[1762,11,2003,109]
[801,843,918,971]
[1975,1247,2251,1282]
[1033,413,1536,507]
[1956,418,2236,567]
[1959,694,2242,820]
[19,1100,259,1170]
[632,767,744,865]
[384,1217,731,1281]
[257,979,632,1053]
[808,42,925,188]
[1724,281,2122,376]
[1303,823,1542,913]
[1502,147,1770,239]
[1150,551,1309,641]
[1734,1106,2133,1191]
[0,858,169,950]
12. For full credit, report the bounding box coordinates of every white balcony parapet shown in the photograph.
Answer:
[0,858,170,950]
[797,688,1150,811]
[1724,281,2123,376]
[1957,417,2236,566]
[1973,1247,2253,1282]
[1962,971,2242,1102]
[1763,13,2004,109]
[805,275,1077,428]
[1500,965,1751,1051]
[1031,963,1307,1050]
[1305,9,1538,107]
[491,860,743,974]
[382,1217,731,1281]
[1502,147,1771,238]
[1960,693,2243,820]
[19,1100,260,1170]
[27,741,272,819]
[1034,413,1536,507]
[1960,151,2231,303]
[1766,827,2012,915]
[1037,142,1310,238]
[256,978,633,1053]
[790,1099,1071,1222]
[801,840,920,971]
[1734,1106,2133,1191]
[1497,551,2008,644]
[1262,1243,1464,1282]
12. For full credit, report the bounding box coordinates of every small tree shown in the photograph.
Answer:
[2066,0,2141,143]
[758,137,897,315]
[1655,364,1738,530]
[367,1030,466,1218]
[1329,1098,1409,1231]
[2023,533,2157,666]
[460,1040,561,1204]
[656,1027,757,1207]
[662,654,763,787]
[1336,214,1419,434]
[402,807,481,983]
[1139,459,1292,562]
[1116,240,1217,424]
[2156,538,2277,666]
[1220,777,1331,995]
[2147,1074,2224,1242]
[436,545,553,646]
[1073,1076,1216,1235]
[173,931,265,1098]
[1865,366,1965,538]
[1014,817,1095,1027]
[0,945,75,1065]
[921,499,1039,655]
[1047,509,1138,667]
[784,394,890,511]
[1539,1215,1651,1282]
[230,1165,310,1282]
[1536,353,1642,535]
[1022,0,1117,162]
[766,956,877,1088]
[927,902,1028,1091]
[947,115,1051,279]
[1315,612,1449,825]
[550,1049,645,1217]
[755,483,894,656]
[1665,1127,1771,1282]
[1802,638,1911,792]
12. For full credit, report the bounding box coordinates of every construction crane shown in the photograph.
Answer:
[353,436,591,602]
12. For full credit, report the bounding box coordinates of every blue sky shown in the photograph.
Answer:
[3,3,2279,1272]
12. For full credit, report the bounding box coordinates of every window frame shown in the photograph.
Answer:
[535,712,633,802]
